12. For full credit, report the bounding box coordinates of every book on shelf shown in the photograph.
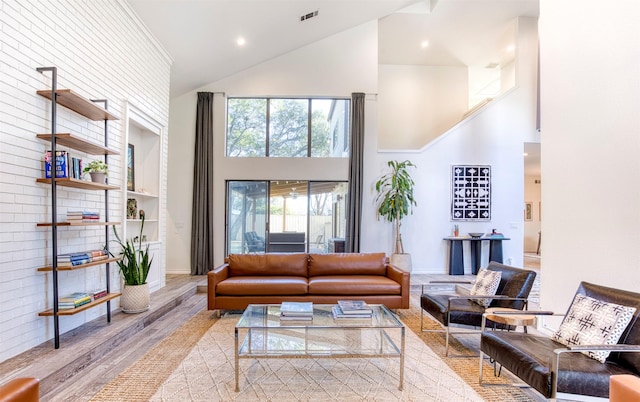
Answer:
[332,305,372,320]
[91,288,108,300]
[44,151,84,180]
[56,249,108,266]
[44,150,69,178]
[58,298,91,309]
[66,210,100,222]
[280,301,313,320]
[59,292,92,308]
[337,300,373,314]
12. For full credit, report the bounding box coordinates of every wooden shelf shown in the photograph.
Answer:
[37,257,120,272]
[36,133,119,155]
[36,177,119,191]
[126,190,159,199]
[37,221,121,227]
[36,89,118,121]
[38,293,121,316]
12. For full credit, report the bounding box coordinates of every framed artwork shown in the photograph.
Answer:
[451,165,491,221]
[525,202,533,221]
[127,143,135,191]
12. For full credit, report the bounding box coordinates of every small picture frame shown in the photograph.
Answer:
[127,143,135,191]
[524,202,533,221]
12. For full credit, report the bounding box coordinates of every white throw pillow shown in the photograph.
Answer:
[470,268,502,307]
[552,294,636,363]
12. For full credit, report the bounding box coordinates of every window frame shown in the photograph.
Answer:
[226,96,351,158]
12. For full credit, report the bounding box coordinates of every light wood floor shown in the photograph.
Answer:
[0,275,207,401]
[0,257,541,401]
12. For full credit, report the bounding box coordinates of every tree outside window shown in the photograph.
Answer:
[226,97,349,157]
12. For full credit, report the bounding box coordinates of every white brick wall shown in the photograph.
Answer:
[0,0,171,362]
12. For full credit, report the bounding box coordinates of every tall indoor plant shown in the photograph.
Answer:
[111,215,153,313]
[375,160,417,271]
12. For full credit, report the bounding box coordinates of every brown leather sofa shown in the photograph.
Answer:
[0,377,39,402]
[480,282,640,399]
[207,252,410,311]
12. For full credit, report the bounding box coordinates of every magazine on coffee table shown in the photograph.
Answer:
[332,305,372,319]
[280,301,313,320]
[337,300,373,314]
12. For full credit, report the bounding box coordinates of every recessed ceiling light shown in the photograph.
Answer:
[523,152,529,156]
[507,44,515,52]
[420,40,429,49]
[236,37,246,47]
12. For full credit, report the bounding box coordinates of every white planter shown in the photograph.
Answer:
[390,253,412,272]
[89,172,107,184]
[120,283,149,313]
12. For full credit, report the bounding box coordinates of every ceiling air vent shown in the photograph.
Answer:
[300,10,319,22]
[485,62,500,69]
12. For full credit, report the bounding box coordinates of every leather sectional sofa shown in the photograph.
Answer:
[207,252,410,311]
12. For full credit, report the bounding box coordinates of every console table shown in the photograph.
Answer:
[443,236,510,275]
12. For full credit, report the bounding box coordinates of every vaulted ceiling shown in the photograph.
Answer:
[128,0,539,99]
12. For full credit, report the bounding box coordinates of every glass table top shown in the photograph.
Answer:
[236,304,403,329]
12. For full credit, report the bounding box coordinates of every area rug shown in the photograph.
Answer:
[90,310,219,402]
[91,294,538,401]
[150,314,484,401]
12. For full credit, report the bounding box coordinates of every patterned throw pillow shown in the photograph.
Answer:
[470,268,502,307]
[552,294,637,363]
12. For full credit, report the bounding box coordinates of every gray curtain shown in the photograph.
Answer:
[345,92,365,252]
[191,92,215,275]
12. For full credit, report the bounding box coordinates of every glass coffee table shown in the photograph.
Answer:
[234,304,405,391]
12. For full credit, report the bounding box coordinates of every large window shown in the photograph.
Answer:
[226,97,350,157]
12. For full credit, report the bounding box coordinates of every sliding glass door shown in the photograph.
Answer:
[225,180,347,255]
[226,181,268,255]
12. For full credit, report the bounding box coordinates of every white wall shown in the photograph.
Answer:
[364,17,539,273]
[167,22,378,272]
[539,1,640,319]
[0,0,170,362]
[378,65,468,149]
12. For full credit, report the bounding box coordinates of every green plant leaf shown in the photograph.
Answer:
[109,214,152,286]
[374,160,417,254]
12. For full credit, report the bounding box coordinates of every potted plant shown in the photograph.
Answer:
[83,160,108,183]
[375,160,417,272]
[110,215,152,313]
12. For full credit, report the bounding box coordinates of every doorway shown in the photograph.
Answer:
[225,180,347,256]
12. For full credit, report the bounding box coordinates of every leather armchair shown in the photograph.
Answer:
[480,282,640,400]
[0,377,39,402]
[420,261,536,356]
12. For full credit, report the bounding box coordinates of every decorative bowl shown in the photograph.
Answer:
[468,232,484,238]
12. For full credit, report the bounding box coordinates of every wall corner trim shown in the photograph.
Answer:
[116,0,174,65]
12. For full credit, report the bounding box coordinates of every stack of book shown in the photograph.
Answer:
[280,301,313,321]
[91,288,108,300]
[57,249,108,267]
[67,210,100,222]
[332,300,373,319]
[58,292,92,309]
[44,150,84,179]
